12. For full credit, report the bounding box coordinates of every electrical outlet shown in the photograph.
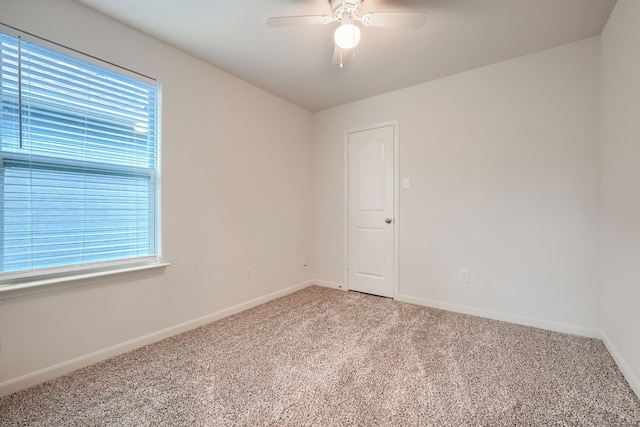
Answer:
[459,269,469,283]
[245,267,253,280]
[303,257,308,267]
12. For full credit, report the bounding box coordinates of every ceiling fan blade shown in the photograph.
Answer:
[332,45,342,65]
[361,11,427,29]
[266,15,332,27]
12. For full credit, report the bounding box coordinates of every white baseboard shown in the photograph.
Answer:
[313,279,346,291]
[601,332,640,400]
[0,280,312,398]
[396,293,601,339]
[7,282,636,402]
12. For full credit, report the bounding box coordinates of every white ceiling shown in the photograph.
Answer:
[75,0,616,112]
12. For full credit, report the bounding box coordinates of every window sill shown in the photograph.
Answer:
[0,262,170,301]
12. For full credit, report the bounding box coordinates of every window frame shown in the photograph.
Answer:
[0,24,165,295]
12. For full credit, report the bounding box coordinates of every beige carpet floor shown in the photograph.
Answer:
[1,285,639,426]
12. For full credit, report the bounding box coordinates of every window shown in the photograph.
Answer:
[0,26,159,285]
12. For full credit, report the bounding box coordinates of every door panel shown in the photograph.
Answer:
[356,228,385,277]
[357,140,384,211]
[348,125,394,298]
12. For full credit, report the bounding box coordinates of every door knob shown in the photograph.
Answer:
[385,218,392,224]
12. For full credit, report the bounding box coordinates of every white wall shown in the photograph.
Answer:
[0,0,313,395]
[314,38,601,336]
[600,0,640,398]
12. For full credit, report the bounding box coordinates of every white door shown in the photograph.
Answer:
[348,125,394,298]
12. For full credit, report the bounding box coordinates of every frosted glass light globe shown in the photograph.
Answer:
[334,19,361,49]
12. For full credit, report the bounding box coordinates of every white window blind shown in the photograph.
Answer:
[0,29,158,281]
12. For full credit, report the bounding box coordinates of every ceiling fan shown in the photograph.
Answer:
[266,0,427,67]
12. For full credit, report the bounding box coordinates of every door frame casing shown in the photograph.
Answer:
[343,120,399,298]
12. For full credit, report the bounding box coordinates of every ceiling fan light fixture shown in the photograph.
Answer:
[334,19,361,49]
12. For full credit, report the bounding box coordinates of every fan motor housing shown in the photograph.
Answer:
[331,0,362,16]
